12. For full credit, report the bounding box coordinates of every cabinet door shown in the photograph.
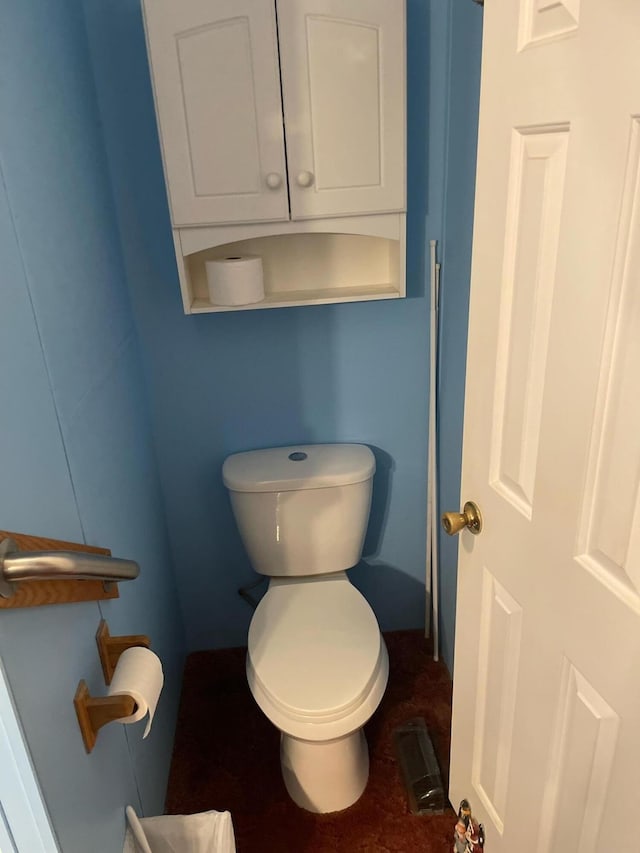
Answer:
[142,0,288,226]
[276,0,405,220]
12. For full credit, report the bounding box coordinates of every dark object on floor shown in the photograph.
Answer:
[166,629,455,852]
[393,717,446,815]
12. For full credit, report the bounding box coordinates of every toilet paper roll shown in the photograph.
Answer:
[205,255,264,306]
[107,646,164,739]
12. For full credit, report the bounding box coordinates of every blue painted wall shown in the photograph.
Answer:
[84,0,468,658]
[438,2,483,670]
[0,2,185,851]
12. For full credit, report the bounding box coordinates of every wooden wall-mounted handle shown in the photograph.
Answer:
[96,620,150,685]
[0,530,118,609]
[74,680,137,753]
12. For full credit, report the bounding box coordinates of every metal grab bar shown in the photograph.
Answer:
[0,537,139,598]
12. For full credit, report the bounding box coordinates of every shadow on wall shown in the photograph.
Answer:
[350,447,425,631]
[363,446,394,559]
[350,561,426,634]
[404,0,431,302]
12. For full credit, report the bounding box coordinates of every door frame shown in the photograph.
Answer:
[0,657,59,852]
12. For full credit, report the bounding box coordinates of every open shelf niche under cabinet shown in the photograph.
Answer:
[174,214,406,314]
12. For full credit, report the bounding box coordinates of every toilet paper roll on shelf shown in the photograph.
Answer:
[108,646,164,738]
[205,255,265,306]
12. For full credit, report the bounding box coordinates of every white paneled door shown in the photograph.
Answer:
[142,0,288,226]
[450,2,640,851]
[277,0,405,220]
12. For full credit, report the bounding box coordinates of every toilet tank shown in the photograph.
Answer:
[222,444,375,577]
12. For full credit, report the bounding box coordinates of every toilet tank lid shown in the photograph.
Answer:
[222,444,375,493]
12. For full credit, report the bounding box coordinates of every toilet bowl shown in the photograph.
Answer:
[223,444,389,813]
[247,574,389,812]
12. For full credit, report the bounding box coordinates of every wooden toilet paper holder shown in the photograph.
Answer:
[96,619,150,685]
[74,620,151,753]
[74,681,137,753]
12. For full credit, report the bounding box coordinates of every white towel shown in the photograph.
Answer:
[123,806,236,853]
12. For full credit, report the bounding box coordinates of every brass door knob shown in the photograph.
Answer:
[441,501,483,536]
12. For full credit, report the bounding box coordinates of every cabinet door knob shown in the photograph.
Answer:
[265,172,283,190]
[296,170,315,188]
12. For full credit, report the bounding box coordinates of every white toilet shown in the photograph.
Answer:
[222,443,389,814]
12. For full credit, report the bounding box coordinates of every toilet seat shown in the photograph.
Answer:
[247,576,389,740]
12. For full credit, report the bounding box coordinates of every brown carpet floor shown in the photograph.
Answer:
[166,630,456,852]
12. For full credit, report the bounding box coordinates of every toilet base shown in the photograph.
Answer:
[280,728,369,813]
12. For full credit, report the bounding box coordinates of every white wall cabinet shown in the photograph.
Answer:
[142,0,406,312]
[278,0,405,220]
[142,0,288,226]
